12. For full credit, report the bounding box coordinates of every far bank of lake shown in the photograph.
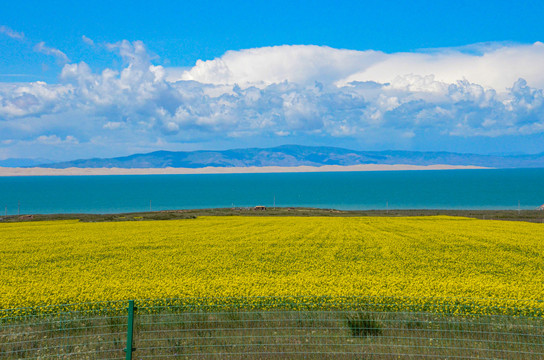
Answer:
[0,164,486,176]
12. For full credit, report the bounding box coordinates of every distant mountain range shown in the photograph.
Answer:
[4,145,544,169]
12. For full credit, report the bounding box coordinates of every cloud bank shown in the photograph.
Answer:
[1,40,544,159]
[175,42,544,91]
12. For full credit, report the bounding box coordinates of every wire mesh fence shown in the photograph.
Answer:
[0,301,127,359]
[1,298,543,359]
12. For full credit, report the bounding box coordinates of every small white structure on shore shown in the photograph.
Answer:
[538,204,544,211]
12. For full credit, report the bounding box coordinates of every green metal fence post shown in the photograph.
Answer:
[125,300,136,360]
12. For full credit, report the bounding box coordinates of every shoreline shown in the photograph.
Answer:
[0,164,489,176]
[1,208,543,224]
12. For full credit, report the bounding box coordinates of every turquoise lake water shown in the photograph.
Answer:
[0,168,543,215]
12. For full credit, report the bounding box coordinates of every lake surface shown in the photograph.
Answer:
[0,168,543,215]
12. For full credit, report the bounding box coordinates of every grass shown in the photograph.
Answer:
[1,207,544,223]
[2,304,543,359]
[346,312,383,338]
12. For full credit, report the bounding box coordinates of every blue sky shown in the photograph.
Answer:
[1,1,544,160]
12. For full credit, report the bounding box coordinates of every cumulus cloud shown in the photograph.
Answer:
[0,81,73,118]
[171,42,544,91]
[59,40,169,120]
[339,42,544,91]
[33,42,70,64]
[1,41,544,158]
[175,45,385,87]
[0,25,24,40]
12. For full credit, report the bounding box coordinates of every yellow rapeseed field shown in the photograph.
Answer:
[1,216,543,314]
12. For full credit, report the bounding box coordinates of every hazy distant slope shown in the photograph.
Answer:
[35,145,544,169]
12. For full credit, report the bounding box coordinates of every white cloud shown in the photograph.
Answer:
[36,135,79,145]
[106,40,153,67]
[59,40,168,116]
[175,45,385,87]
[1,41,544,158]
[33,42,70,64]
[82,35,95,46]
[0,25,24,40]
[0,81,73,118]
[103,121,124,130]
[170,43,544,92]
[338,42,544,91]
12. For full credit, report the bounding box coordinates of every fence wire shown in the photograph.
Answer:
[1,298,543,359]
[0,301,127,359]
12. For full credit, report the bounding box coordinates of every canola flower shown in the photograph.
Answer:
[0,216,543,316]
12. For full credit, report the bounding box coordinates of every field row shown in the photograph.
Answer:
[1,216,543,314]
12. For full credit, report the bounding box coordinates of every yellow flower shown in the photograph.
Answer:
[0,216,543,316]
